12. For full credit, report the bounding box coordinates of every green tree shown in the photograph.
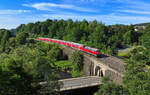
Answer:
[89,23,108,49]
[0,29,11,52]
[47,45,62,62]
[70,51,83,71]
[16,32,28,44]
[123,50,150,95]
[0,58,40,95]
[145,24,150,32]
[94,83,130,95]
[140,32,150,49]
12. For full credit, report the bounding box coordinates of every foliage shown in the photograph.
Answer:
[2,19,150,94]
[0,33,61,94]
[118,52,130,57]
[96,46,150,95]
[16,19,141,55]
[122,46,150,95]
[54,60,72,71]
[101,76,110,83]
[16,32,28,44]
[0,29,11,52]
[140,24,150,49]
[140,32,150,49]
[0,58,41,95]
[94,83,130,95]
[123,62,150,95]
[70,51,83,71]
[47,45,63,62]
[71,70,84,78]
[70,51,84,77]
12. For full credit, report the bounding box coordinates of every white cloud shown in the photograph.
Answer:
[118,10,150,15]
[41,14,150,24]
[1,12,150,29]
[0,10,31,14]
[114,0,150,11]
[23,3,98,12]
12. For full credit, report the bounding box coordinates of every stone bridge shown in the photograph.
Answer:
[35,39,126,91]
[62,47,126,84]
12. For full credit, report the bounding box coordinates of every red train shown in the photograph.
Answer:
[37,37,101,57]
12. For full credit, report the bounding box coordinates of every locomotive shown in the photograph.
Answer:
[37,37,101,57]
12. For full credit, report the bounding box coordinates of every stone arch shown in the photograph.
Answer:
[95,66,105,77]
[95,66,101,76]
[100,70,104,77]
[90,62,94,76]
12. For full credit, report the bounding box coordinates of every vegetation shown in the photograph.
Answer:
[0,29,61,94]
[94,24,150,95]
[1,19,150,95]
[134,22,150,26]
[70,51,84,77]
[16,19,140,55]
[54,60,72,72]
[94,83,130,95]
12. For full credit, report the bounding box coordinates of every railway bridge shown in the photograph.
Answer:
[34,39,126,91]
[62,47,126,84]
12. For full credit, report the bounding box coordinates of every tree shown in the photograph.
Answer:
[89,23,108,49]
[145,24,150,32]
[0,42,61,94]
[47,45,63,62]
[0,58,40,95]
[94,83,130,95]
[70,51,83,71]
[140,32,150,49]
[0,29,11,52]
[16,32,28,44]
[123,51,150,95]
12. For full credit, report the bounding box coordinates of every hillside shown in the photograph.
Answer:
[134,22,150,26]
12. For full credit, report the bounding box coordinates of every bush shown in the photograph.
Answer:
[71,70,84,78]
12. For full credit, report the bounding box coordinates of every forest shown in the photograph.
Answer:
[0,19,150,95]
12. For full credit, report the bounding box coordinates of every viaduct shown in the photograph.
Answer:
[36,39,126,92]
[58,46,126,91]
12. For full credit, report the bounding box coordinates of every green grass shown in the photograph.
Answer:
[146,65,150,70]
[54,60,73,71]
[118,46,136,57]
[54,60,85,77]
[72,70,84,78]
[118,52,130,57]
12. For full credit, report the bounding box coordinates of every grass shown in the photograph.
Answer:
[72,70,84,78]
[146,65,150,70]
[54,60,73,71]
[118,46,137,57]
[54,60,85,77]
[118,52,130,57]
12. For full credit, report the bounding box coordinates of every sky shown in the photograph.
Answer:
[0,0,150,29]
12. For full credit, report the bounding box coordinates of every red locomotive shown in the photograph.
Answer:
[37,37,101,57]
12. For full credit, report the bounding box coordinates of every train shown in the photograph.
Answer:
[37,37,101,57]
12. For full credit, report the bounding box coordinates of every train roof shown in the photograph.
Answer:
[38,38,99,52]
[71,42,84,46]
[85,46,99,51]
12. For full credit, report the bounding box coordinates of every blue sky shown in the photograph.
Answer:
[0,0,150,29]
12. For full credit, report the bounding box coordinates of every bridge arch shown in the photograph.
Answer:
[95,66,100,76]
[95,66,104,77]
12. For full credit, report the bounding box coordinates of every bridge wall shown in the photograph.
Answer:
[62,47,125,84]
